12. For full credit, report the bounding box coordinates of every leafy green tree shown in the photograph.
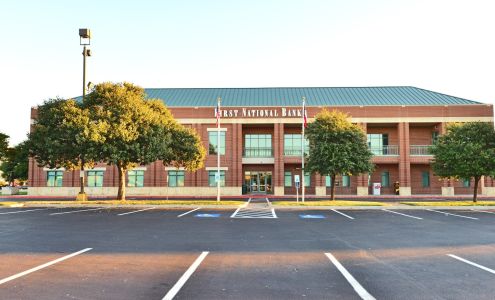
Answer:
[84,82,205,200]
[0,141,29,185]
[28,98,106,199]
[431,122,495,202]
[0,132,8,160]
[305,110,374,200]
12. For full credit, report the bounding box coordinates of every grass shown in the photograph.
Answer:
[0,202,23,207]
[20,200,245,206]
[401,201,495,206]
[272,200,386,206]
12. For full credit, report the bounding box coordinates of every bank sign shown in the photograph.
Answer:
[215,108,305,118]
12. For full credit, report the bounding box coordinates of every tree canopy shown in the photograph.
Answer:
[83,82,206,200]
[305,110,374,200]
[0,141,29,185]
[431,122,495,202]
[0,132,8,161]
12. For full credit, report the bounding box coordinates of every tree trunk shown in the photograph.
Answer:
[473,176,480,203]
[79,158,85,195]
[330,174,336,201]
[117,163,126,201]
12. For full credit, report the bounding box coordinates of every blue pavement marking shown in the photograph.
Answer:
[194,213,221,218]
[299,214,326,219]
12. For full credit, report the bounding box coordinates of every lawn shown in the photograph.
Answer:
[272,200,386,206]
[401,201,495,206]
[18,200,245,206]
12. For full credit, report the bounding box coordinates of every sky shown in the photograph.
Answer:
[0,0,494,146]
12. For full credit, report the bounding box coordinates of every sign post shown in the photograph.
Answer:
[295,175,300,203]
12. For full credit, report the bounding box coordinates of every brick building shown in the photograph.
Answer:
[28,87,495,197]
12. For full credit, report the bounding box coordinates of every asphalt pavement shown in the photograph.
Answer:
[1,205,495,299]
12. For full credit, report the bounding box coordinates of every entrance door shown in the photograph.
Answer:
[244,171,272,194]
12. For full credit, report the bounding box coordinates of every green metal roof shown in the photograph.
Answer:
[142,86,481,107]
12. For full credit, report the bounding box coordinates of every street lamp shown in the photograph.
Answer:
[77,28,91,201]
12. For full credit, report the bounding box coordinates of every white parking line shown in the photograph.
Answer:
[118,207,155,216]
[325,252,376,300]
[271,208,278,218]
[177,207,201,218]
[331,209,354,219]
[162,251,209,300]
[0,248,92,285]
[0,208,51,215]
[50,207,105,216]
[425,209,478,220]
[447,254,495,275]
[381,209,423,220]
[470,209,495,215]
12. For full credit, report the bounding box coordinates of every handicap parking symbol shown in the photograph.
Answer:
[299,214,326,219]
[195,213,221,218]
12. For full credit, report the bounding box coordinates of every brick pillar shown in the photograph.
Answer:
[237,124,243,187]
[274,123,285,196]
[357,122,369,196]
[398,122,411,195]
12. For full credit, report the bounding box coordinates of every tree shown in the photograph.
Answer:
[431,122,495,202]
[28,98,106,199]
[305,110,374,200]
[84,82,205,200]
[0,141,29,185]
[0,132,8,160]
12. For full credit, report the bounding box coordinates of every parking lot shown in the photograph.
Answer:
[1,202,495,299]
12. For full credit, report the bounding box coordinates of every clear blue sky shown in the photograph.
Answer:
[1,0,494,145]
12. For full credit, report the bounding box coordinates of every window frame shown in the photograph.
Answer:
[87,170,104,187]
[168,170,185,187]
[284,171,292,187]
[208,170,225,187]
[46,171,63,187]
[128,170,145,187]
[208,131,226,155]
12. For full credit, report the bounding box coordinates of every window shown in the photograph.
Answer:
[421,171,430,187]
[381,171,390,187]
[462,178,471,187]
[342,175,350,187]
[284,134,309,156]
[87,171,104,187]
[208,170,225,187]
[367,134,389,155]
[128,170,144,187]
[432,131,439,144]
[244,134,272,157]
[304,172,310,187]
[168,170,185,187]
[47,171,63,187]
[325,175,332,187]
[208,131,226,155]
[284,171,292,187]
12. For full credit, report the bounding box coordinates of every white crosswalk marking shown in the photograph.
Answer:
[231,198,277,219]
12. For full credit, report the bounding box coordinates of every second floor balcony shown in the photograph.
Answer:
[243,147,273,158]
[369,145,399,156]
[410,145,433,156]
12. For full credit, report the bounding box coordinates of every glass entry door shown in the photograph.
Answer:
[244,171,272,194]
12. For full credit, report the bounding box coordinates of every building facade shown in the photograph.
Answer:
[28,87,495,197]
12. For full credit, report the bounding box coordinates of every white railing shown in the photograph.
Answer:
[410,145,433,156]
[369,145,399,156]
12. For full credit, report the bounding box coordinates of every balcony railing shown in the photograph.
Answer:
[410,145,433,156]
[243,147,273,157]
[284,148,309,156]
[369,145,399,156]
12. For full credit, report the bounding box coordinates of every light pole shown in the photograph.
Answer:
[77,28,91,201]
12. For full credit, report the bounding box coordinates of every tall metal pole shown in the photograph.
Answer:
[217,97,221,202]
[79,44,87,196]
[301,96,306,203]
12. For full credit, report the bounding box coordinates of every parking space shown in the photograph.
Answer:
[1,206,495,299]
